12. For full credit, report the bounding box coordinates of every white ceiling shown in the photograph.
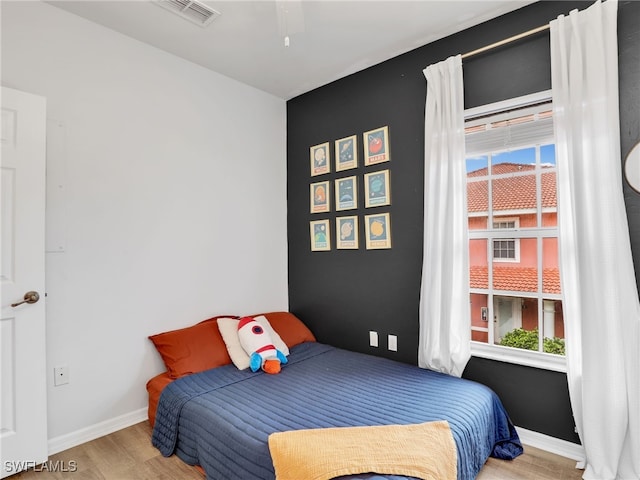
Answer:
[48,0,536,100]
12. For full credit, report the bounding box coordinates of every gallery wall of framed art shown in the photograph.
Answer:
[307,126,392,251]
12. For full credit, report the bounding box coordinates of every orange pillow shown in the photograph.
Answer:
[253,311,316,348]
[146,371,174,427]
[149,316,235,378]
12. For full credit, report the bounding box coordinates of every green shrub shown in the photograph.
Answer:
[499,328,565,356]
[543,336,566,355]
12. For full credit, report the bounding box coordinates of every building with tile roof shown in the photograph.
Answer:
[467,163,564,344]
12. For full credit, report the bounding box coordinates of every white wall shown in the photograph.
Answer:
[1,1,288,445]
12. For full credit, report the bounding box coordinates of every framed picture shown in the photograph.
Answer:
[365,213,391,249]
[335,134,357,171]
[310,219,331,251]
[310,142,331,176]
[310,180,330,213]
[363,126,390,166]
[336,216,359,250]
[364,169,391,208]
[335,176,358,211]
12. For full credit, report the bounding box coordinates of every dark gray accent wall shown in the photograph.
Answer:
[620,1,640,286]
[287,1,639,444]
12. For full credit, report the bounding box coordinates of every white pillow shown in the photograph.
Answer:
[217,315,290,370]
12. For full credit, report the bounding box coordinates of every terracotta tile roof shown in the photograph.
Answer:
[470,265,561,294]
[467,163,557,213]
[543,269,561,294]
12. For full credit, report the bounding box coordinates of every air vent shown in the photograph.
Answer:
[154,0,221,27]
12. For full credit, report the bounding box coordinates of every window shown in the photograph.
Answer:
[492,218,519,262]
[465,91,565,371]
[493,239,515,259]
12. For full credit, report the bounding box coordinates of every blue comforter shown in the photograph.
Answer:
[152,342,522,480]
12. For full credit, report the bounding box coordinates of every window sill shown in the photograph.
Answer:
[470,341,567,373]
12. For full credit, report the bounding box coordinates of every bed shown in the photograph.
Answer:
[147,312,522,480]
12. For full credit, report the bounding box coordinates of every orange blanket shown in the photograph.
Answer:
[268,421,457,480]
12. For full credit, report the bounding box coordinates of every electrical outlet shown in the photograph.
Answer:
[369,331,378,347]
[388,335,397,351]
[54,365,69,386]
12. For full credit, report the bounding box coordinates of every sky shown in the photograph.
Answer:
[466,145,556,173]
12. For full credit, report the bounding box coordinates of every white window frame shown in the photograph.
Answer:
[492,217,520,263]
[465,90,566,373]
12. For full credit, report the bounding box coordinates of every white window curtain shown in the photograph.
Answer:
[551,0,640,478]
[418,55,470,377]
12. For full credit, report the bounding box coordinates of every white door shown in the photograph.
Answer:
[494,296,521,343]
[1,87,48,477]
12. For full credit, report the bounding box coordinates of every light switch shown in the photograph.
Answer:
[369,331,379,347]
[388,335,397,351]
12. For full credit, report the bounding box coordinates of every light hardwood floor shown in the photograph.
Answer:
[14,421,583,479]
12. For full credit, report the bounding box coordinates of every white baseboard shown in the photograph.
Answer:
[516,426,585,462]
[48,407,148,456]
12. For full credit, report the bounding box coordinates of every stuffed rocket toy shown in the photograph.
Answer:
[237,316,288,374]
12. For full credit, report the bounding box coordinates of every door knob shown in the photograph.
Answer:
[11,291,40,307]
